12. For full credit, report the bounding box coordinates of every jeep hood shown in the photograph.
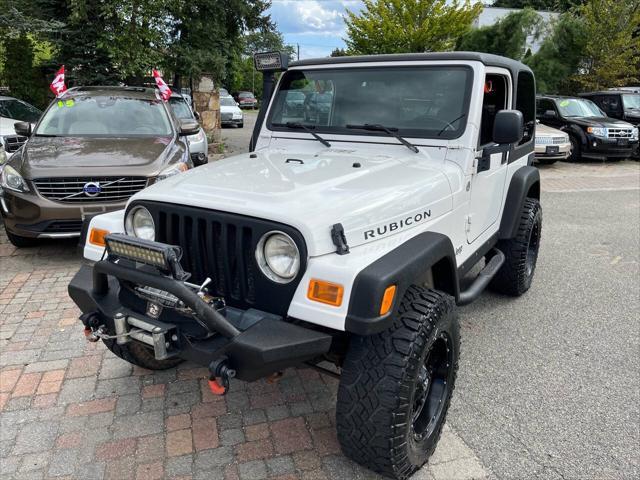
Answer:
[133,148,454,256]
[18,136,176,179]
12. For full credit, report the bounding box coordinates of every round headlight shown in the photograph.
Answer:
[125,206,155,241]
[256,232,300,283]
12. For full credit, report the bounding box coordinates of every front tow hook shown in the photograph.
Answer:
[208,358,236,396]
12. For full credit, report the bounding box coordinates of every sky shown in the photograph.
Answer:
[267,1,364,59]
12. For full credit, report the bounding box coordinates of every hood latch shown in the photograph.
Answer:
[331,223,350,255]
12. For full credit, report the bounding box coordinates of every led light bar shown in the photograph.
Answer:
[105,233,188,280]
[254,51,289,72]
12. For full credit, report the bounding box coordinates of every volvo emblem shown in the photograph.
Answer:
[83,182,102,197]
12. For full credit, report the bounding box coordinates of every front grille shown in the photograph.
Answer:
[34,177,148,203]
[44,220,83,233]
[607,128,634,139]
[134,201,307,316]
[536,136,567,145]
[3,135,27,153]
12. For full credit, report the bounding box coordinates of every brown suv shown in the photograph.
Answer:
[0,86,200,247]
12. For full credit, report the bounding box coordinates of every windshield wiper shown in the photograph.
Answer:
[34,134,59,137]
[273,122,331,147]
[437,114,466,136]
[346,124,418,153]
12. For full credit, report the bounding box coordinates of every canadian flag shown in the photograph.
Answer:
[152,69,172,101]
[50,66,67,97]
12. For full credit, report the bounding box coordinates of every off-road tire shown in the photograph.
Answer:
[490,197,542,296]
[5,228,38,248]
[102,338,182,370]
[336,286,459,479]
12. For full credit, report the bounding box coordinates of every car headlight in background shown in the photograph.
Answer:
[586,127,607,138]
[632,127,639,141]
[0,165,30,193]
[256,231,300,283]
[157,162,189,181]
[125,206,155,241]
[188,129,206,143]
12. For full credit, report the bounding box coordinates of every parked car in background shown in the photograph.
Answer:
[219,87,229,97]
[611,86,640,94]
[234,91,257,109]
[0,96,42,154]
[580,90,640,159]
[534,122,571,164]
[536,95,638,161]
[220,96,243,128]
[303,92,332,125]
[168,93,208,166]
[283,90,305,117]
[0,86,199,247]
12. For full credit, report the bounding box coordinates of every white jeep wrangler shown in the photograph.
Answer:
[69,52,541,479]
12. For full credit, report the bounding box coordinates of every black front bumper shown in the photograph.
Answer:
[582,136,638,159]
[68,262,331,381]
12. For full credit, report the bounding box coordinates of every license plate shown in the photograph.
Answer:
[546,146,559,154]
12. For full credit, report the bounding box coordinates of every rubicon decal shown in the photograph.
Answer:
[364,210,432,240]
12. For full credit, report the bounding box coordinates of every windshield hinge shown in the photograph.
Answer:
[331,223,350,255]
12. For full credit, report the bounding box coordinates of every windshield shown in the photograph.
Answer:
[622,94,640,109]
[220,96,236,107]
[36,96,173,136]
[0,99,42,123]
[169,97,194,120]
[268,66,472,140]
[556,98,603,118]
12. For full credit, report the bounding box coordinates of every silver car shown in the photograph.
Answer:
[169,94,208,166]
[535,122,571,165]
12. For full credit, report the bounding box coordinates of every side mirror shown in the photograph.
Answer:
[14,122,32,137]
[493,110,524,145]
[543,110,557,118]
[193,111,201,121]
[179,119,200,136]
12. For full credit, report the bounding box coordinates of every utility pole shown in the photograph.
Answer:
[297,44,300,61]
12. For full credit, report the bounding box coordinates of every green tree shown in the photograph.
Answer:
[525,13,587,93]
[330,48,348,57]
[2,35,49,106]
[457,8,541,60]
[492,0,585,11]
[572,0,640,89]
[344,0,483,54]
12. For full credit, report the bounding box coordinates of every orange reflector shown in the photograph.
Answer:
[379,285,397,315]
[307,279,344,307]
[89,228,109,246]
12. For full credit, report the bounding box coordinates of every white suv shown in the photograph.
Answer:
[69,52,541,479]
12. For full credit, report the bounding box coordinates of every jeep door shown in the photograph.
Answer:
[466,68,512,242]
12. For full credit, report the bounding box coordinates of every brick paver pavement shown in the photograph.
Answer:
[0,228,489,479]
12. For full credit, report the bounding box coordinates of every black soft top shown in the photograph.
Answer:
[290,51,533,78]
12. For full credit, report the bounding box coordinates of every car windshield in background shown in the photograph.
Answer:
[220,96,236,107]
[0,99,42,123]
[169,97,194,120]
[268,66,472,140]
[239,92,254,98]
[35,96,172,136]
[556,98,603,118]
[622,94,640,109]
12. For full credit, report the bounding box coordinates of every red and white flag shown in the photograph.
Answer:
[50,66,67,97]
[152,69,172,101]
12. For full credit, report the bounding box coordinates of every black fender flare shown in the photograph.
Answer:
[345,232,459,335]
[564,124,587,146]
[499,166,540,240]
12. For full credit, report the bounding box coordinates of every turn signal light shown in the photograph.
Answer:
[379,285,397,315]
[307,279,344,307]
[89,228,109,246]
